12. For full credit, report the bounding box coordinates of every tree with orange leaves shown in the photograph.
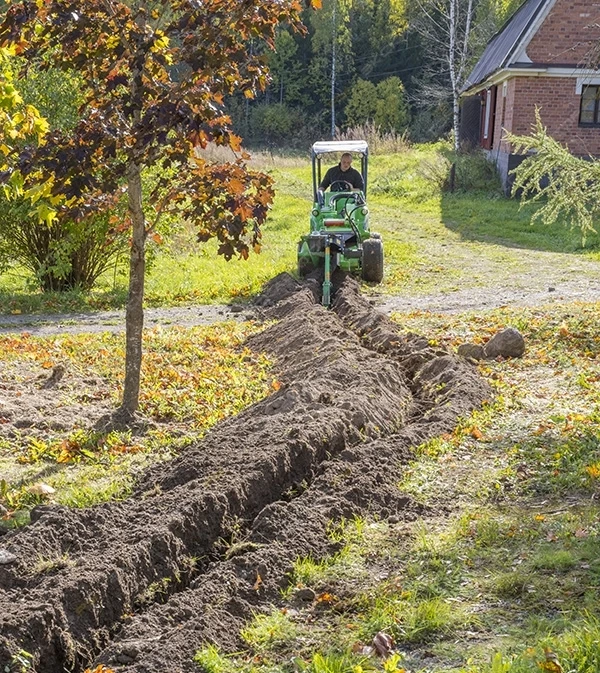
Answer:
[0,0,321,419]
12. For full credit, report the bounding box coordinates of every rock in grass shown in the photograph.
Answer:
[295,587,316,602]
[484,327,525,359]
[0,549,16,564]
[28,483,56,497]
[457,343,485,360]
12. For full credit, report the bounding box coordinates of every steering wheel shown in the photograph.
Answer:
[329,180,353,192]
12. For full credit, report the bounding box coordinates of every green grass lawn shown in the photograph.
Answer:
[1,142,599,314]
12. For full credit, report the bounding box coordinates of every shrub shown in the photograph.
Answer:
[0,197,128,292]
[345,79,378,128]
[0,60,128,292]
[374,77,411,134]
[418,149,502,195]
[453,150,502,193]
[345,77,410,136]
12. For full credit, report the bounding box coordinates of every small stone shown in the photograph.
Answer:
[484,327,525,359]
[28,482,56,497]
[0,548,17,564]
[548,287,556,292]
[229,304,244,314]
[116,654,135,665]
[457,343,485,360]
[295,587,316,602]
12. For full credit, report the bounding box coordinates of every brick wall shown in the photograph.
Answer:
[492,79,517,153]
[527,0,600,65]
[494,76,600,156]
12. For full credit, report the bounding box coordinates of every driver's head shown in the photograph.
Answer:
[340,153,352,171]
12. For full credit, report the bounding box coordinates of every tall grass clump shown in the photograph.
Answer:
[418,149,502,195]
[478,614,600,673]
[337,122,410,155]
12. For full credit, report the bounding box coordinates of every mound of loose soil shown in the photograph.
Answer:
[0,274,490,673]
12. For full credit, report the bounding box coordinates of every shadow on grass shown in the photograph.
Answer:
[441,191,600,255]
[0,285,130,315]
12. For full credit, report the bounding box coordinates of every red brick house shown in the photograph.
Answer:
[460,0,600,191]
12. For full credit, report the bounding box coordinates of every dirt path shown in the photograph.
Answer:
[0,303,252,336]
[377,277,600,314]
[1,273,599,338]
[0,274,490,672]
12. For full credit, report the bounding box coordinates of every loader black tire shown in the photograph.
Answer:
[361,237,384,283]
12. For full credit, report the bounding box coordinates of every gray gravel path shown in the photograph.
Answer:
[375,278,600,314]
[0,303,251,336]
[1,276,599,336]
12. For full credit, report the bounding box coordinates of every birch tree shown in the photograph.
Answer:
[412,0,475,150]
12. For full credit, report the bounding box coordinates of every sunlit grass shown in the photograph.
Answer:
[3,143,599,313]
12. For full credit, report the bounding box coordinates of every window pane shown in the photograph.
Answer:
[582,86,597,103]
[581,108,595,124]
[582,99,596,113]
[580,86,599,124]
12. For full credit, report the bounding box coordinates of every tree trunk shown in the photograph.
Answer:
[453,89,460,152]
[448,0,460,152]
[119,161,146,417]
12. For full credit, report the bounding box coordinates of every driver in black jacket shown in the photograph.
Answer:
[320,152,364,191]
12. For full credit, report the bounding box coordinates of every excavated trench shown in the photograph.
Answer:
[0,274,490,673]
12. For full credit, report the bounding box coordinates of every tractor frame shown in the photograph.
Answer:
[297,140,383,306]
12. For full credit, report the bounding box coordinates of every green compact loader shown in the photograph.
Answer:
[297,140,384,306]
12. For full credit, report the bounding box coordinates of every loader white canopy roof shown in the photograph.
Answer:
[311,140,368,157]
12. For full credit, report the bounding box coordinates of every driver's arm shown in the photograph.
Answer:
[320,167,332,191]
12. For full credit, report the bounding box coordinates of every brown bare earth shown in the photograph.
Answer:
[0,274,490,672]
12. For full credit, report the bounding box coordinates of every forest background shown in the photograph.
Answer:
[220,0,523,147]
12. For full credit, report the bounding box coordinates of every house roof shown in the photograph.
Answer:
[463,0,552,93]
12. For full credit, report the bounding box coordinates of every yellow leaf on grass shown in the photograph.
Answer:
[539,649,563,672]
[316,592,337,603]
[585,463,600,479]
